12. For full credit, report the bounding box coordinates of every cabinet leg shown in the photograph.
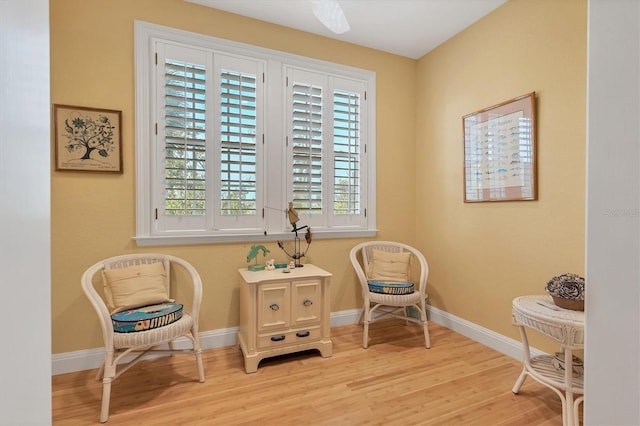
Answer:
[243,354,259,374]
[316,340,333,358]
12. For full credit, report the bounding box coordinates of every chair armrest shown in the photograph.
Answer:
[81,261,117,349]
[350,243,371,296]
[166,255,203,332]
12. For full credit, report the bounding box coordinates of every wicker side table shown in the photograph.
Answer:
[512,295,584,426]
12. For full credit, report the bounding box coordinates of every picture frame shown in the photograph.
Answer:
[462,92,537,202]
[53,104,123,173]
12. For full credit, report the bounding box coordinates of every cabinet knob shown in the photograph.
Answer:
[269,303,280,311]
[271,335,285,342]
[296,331,310,338]
[303,299,313,306]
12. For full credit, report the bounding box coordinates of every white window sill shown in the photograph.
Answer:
[134,229,377,246]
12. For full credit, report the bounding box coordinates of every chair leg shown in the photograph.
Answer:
[194,348,205,383]
[95,356,105,381]
[419,302,431,349]
[362,304,371,349]
[363,322,370,349]
[99,352,115,423]
[100,378,113,423]
[422,321,431,349]
[195,350,205,382]
[192,334,205,383]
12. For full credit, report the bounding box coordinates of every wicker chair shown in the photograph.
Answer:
[81,253,205,423]
[350,241,431,349]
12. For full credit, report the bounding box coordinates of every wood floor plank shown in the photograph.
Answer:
[52,321,577,425]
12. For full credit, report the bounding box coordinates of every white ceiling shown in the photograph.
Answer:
[186,0,507,59]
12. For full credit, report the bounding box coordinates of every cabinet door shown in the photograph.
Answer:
[257,281,290,332]
[291,279,322,326]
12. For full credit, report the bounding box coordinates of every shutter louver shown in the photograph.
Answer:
[220,70,257,216]
[164,60,207,216]
[292,82,323,214]
[333,90,360,214]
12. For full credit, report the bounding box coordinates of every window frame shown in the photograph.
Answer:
[134,21,376,246]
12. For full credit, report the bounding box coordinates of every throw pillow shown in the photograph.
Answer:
[102,262,172,314]
[367,249,411,282]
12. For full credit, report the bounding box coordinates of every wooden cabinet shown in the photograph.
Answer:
[237,264,332,373]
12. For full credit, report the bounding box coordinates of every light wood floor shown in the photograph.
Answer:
[52,320,581,425]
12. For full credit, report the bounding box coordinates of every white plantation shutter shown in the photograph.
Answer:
[333,89,360,214]
[164,60,207,216]
[287,69,326,228]
[215,55,264,231]
[292,82,323,212]
[330,78,366,228]
[156,44,211,232]
[220,71,257,214]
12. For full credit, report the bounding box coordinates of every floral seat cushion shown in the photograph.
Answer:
[367,280,415,295]
[111,302,183,333]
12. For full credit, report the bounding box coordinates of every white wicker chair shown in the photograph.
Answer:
[81,253,205,423]
[350,241,431,349]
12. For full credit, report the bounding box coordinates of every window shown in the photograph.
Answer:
[135,21,376,245]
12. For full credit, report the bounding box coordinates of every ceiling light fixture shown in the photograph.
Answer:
[311,0,350,34]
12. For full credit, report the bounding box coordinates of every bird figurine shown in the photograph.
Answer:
[246,244,270,271]
[287,202,299,227]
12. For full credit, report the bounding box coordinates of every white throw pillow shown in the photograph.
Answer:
[366,249,411,282]
[102,262,173,314]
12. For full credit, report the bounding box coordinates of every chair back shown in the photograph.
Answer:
[350,241,429,294]
[360,242,406,268]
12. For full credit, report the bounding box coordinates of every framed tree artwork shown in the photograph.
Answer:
[462,92,537,202]
[53,104,123,173]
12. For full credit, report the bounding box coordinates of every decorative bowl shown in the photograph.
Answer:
[545,273,585,311]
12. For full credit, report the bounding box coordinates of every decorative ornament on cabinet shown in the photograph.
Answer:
[277,202,312,267]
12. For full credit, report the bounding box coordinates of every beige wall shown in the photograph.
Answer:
[51,0,587,356]
[50,0,417,353]
[415,0,587,351]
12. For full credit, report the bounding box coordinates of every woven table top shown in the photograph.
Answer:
[512,295,584,346]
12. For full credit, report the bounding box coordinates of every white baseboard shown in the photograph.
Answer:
[51,307,542,375]
[51,327,242,376]
[426,305,545,361]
